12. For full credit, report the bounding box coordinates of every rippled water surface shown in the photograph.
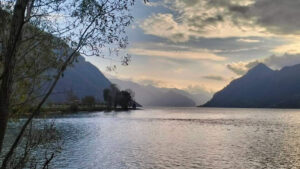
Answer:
[46,108,300,168]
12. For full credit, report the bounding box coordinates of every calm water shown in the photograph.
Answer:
[39,108,300,168]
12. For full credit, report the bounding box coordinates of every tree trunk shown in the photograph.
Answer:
[0,0,29,153]
[0,105,8,153]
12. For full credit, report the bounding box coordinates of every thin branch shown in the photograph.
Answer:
[0,13,97,167]
[42,152,54,169]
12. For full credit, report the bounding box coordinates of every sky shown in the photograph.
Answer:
[86,0,300,94]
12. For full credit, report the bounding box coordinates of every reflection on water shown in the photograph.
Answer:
[23,108,300,168]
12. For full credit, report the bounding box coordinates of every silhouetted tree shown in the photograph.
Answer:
[103,85,134,109]
[126,89,135,100]
[125,89,136,109]
[103,84,120,109]
[103,88,112,108]
[110,84,120,108]
[117,90,133,109]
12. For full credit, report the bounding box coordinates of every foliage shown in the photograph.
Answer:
[117,90,133,109]
[103,88,112,108]
[3,121,62,169]
[103,84,134,109]
[0,0,145,168]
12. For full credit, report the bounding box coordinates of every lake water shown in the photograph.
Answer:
[36,108,300,168]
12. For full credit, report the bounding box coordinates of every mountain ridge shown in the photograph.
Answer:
[110,78,211,107]
[203,63,300,108]
[47,57,211,107]
[48,56,111,103]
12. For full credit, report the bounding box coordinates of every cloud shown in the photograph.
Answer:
[140,13,189,42]
[128,48,226,61]
[140,13,268,42]
[236,38,260,43]
[202,75,226,81]
[249,0,300,35]
[185,85,214,95]
[208,0,300,35]
[227,64,247,75]
[139,0,300,43]
[138,79,163,86]
[139,0,272,42]
[272,40,300,55]
[265,54,300,69]
[227,60,260,75]
[221,0,300,36]
[227,54,300,75]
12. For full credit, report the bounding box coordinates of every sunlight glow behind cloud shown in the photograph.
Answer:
[87,0,300,93]
[129,48,226,61]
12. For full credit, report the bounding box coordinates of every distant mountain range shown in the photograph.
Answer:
[48,56,211,107]
[204,63,300,108]
[110,79,197,107]
[48,56,111,103]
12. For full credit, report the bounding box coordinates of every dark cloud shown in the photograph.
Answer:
[183,0,199,7]
[203,75,226,81]
[204,15,224,24]
[225,0,300,34]
[206,0,231,8]
[206,0,300,35]
[228,5,249,14]
[251,0,300,34]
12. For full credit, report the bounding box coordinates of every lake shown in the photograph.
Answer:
[27,108,300,168]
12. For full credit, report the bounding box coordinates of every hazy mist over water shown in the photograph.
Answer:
[39,108,300,168]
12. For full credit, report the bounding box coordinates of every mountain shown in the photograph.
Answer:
[46,56,210,107]
[48,56,111,103]
[203,63,300,108]
[110,79,197,107]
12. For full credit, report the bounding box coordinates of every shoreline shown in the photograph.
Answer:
[14,107,142,119]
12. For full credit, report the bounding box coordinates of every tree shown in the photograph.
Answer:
[103,84,120,109]
[0,0,145,167]
[103,88,112,108]
[125,89,135,102]
[110,84,120,108]
[103,85,134,110]
[117,90,133,109]
[81,96,96,107]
